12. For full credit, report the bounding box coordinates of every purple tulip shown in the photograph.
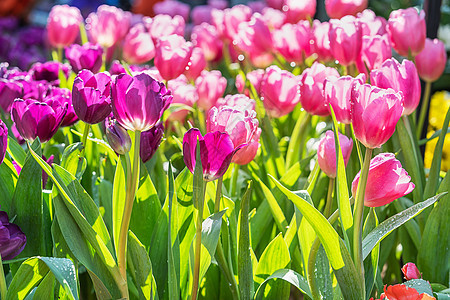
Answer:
[29,61,70,84]
[11,98,67,142]
[65,43,103,74]
[72,70,112,124]
[140,122,164,163]
[183,128,244,181]
[0,79,23,113]
[111,73,172,132]
[0,210,26,260]
[0,120,7,165]
[47,87,78,127]
[105,118,131,155]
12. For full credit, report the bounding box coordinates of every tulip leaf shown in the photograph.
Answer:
[60,142,87,180]
[6,136,26,167]
[363,208,379,299]
[285,111,310,169]
[112,155,127,256]
[404,279,433,296]
[256,178,288,234]
[167,161,180,300]
[6,256,78,300]
[269,175,364,299]
[32,272,55,299]
[0,156,18,214]
[254,269,311,299]
[362,192,446,260]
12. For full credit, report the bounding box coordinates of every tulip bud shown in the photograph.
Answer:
[46,5,82,48]
[191,23,223,62]
[195,70,227,110]
[415,38,447,83]
[325,0,368,19]
[154,34,193,81]
[351,153,415,207]
[317,131,353,178]
[0,210,27,260]
[401,263,422,281]
[313,21,333,63]
[236,13,273,56]
[329,16,363,66]
[221,5,252,41]
[140,122,164,163]
[358,34,392,73]
[123,24,155,65]
[0,119,7,165]
[65,43,103,74]
[106,118,131,155]
[167,76,198,122]
[184,47,207,81]
[29,61,70,84]
[274,21,314,64]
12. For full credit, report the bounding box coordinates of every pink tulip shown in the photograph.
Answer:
[232,128,261,165]
[261,7,286,30]
[266,0,284,10]
[153,0,190,22]
[46,5,82,48]
[299,62,340,116]
[283,0,316,24]
[402,263,422,281]
[351,84,404,149]
[248,52,274,69]
[148,15,185,41]
[167,76,198,122]
[415,38,447,82]
[216,94,256,112]
[236,13,273,56]
[351,153,415,207]
[329,16,362,66]
[123,24,155,65]
[317,130,353,178]
[184,48,207,81]
[260,66,301,118]
[325,0,368,19]
[235,69,265,97]
[195,70,227,110]
[154,34,194,81]
[0,120,7,165]
[221,5,253,41]
[87,5,131,48]
[387,8,426,57]
[313,21,333,62]
[274,21,314,64]
[191,23,223,62]
[324,74,366,124]
[359,34,392,72]
[370,58,420,116]
[357,9,388,37]
[191,5,214,25]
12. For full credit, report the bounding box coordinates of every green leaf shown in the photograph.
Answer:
[112,155,127,257]
[363,208,379,299]
[238,182,254,300]
[285,112,310,169]
[256,178,288,234]
[362,193,446,260]
[315,245,333,300]
[0,157,18,213]
[202,210,227,259]
[167,161,179,300]
[254,269,311,299]
[6,135,26,167]
[32,272,55,300]
[404,279,433,295]
[60,142,87,180]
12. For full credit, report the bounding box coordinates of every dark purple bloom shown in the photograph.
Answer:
[0,120,7,165]
[0,210,26,260]
[65,43,103,74]
[11,98,67,142]
[72,70,112,124]
[21,81,51,101]
[0,79,23,113]
[140,122,164,163]
[29,61,70,83]
[0,17,18,31]
[105,118,131,155]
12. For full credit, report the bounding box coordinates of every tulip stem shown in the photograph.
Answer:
[192,181,207,300]
[215,176,223,213]
[353,147,373,295]
[117,130,141,281]
[0,254,6,300]
[416,81,432,139]
[80,123,91,156]
[350,123,363,168]
[230,164,240,197]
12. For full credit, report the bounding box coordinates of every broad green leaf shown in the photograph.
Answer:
[254,269,311,299]
[256,178,288,234]
[6,136,26,167]
[362,193,446,260]
[404,279,433,295]
[363,208,379,299]
[202,210,227,259]
[394,198,421,249]
[315,245,333,300]
[32,272,55,299]
[112,155,127,255]
[60,142,86,180]
[0,157,18,213]
[167,162,179,300]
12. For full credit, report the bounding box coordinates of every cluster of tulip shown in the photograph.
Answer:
[0,0,448,299]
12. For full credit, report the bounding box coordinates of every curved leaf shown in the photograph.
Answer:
[254,269,311,299]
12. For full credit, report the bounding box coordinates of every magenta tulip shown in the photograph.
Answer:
[351,84,404,149]
[220,5,252,41]
[359,34,392,72]
[111,73,172,131]
[0,120,7,165]
[266,0,284,10]
[148,15,185,41]
[122,24,155,65]
[0,79,22,113]
[260,66,301,118]
[317,130,353,178]
[47,87,78,127]
[313,21,333,62]
[0,210,27,260]
[351,153,414,207]
[370,58,421,116]
[183,128,243,181]
[72,70,112,124]
[191,23,223,62]
[11,98,67,142]
[105,118,131,155]
[46,5,82,48]
[65,43,103,74]
[236,13,273,56]
[235,69,265,97]
[387,8,426,57]
[325,0,367,19]
[232,127,261,165]
[329,16,362,66]
[153,0,190,22]
[299,62,340,116]
[140,122,164,163]
[402,263,422,281]
[283,0,316,24]
[415,38,447,82]
[184,47,207,81]
[29,61,70,84]
[324,74,366,124]
[274,21,314,64]
[195,70,227,110]
[154,34,193,81]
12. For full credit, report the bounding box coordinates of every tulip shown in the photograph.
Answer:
[283,0,316,24]
[191,23,223,62]
[154,34,193,81]
[47,87,78,127]
[415,38,447,82]
[235,69,265,97]
[236,13,273,56]
[299,62,340,116]
[248,1,267,13]
[195,70,227,110]
[329,16,362,66]
[11,98,67,142]
[0,210,27,260]
[140,122,164,163]
[233,128,261,165]
[87,5,131,49]
[184,47,207,81]
[387,8,426,57]
[359,34,392,72]
[261,7,286,30]
[357,9,388,37]
[274,21,314,64]
[0,120,7,165]
[105,118,131,155]
[0,79,22,113]
[383,284,434,300]
[65,43,103,74]
[191,5,214,25]
[313,21,333,62]
[370,58,421,116]
[216,94,256,112]
[111,73,172,132]
[46,5,82,48]
[122,24,155,65]
[351,153,415,207]
[402,263,422,280]
[29,61,70,84]
[148,15,185,41]
[220,5,252,41]
[208,0,228,9]
[351,84,404,149]
[260,66,301,118]
[167,76,198,122]
[266,0,284,10]
[317,131,353,178]
[183,128,243,181]
[72,70,112,124]
[324,74,366,123]
[153,0,190,22]
[20,81,50,102]
[325,0,367,19]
